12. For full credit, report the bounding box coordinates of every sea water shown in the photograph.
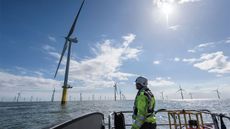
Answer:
[0,99,230,129]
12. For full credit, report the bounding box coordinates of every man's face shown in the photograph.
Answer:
[136,83,142,90]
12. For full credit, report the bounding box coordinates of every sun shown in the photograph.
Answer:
[161,3,173,16]
[159,2,174,26]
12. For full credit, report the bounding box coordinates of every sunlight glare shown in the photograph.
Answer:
[162,3,173,16]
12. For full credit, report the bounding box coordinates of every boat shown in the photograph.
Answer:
[50,109,230,129]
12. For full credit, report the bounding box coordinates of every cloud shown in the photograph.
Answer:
[51,33,141,88]
[197,42,214,48]
[182,58,199,63]
[193,51,230,74]
[187,37,230,54]
[178,0,201,4]
[42,44,56,51]
[187,49,196,53]
[174,57,180,62]
[153,60,161,65]
[153,0,202,6]
[187,42,215,53]
[48,36,57,42]
[168,25,180,31]
[149,77,175,87]
[183,51,230,74]
[0,71,60,90]
[226,37,230,44]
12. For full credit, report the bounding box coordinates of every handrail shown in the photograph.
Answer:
[107,109,230,129]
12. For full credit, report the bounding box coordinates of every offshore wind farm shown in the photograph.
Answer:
[1,0,230,129]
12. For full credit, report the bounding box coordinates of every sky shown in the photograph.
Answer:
[0,0,230,101]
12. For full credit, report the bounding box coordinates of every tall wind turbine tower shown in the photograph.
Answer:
[119,90,122,100]
[160,91,164,100]
[176,85,185,100]
[214,89,221,99]
[51,88,55,102]
[80,93,82,101]
[16,92,21,102]
[122,94,126,100]
[54,0,85,105]
[114,83,118,101]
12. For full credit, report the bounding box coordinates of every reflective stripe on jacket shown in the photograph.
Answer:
[132,87,156,129]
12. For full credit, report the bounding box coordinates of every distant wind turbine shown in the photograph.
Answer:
[189,92,193,99]
[176,85,185,100]
[16,92,21,102]
[114,82,118,101]
[51,88,55,102]
[121,94,126,100]
[119,90,122,101]
[213,89,221,99]
[160,91,164,100]
[54,0,85,105]
[80,93,82,101]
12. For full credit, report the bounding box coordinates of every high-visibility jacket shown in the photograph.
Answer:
[131,87,156,129]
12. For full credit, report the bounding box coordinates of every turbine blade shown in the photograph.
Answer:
[54,40,68,78]
[67,0,85,37]
[176,89,180,93]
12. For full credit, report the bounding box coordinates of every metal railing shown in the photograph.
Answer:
[107,109,230,129]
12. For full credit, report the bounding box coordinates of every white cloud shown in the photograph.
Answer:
[174,57,180,62]
[187,37,230,54]
[226,37,230,44]
[149,77,175,86]
[187,49,196,53]
[153,60,161,65]
[178,0,201,4]
[153,0,202,6]
[34,71,44,77]
[187,42,215,53]
[0,71,60,90]
[168,25,180,31]
[122,33,136,47]
[192,51,230,74]
[48,36,57,42]
[182,58,199,63]
[52,33,141,88]
[42,44,56,51]
[197,42,214,48]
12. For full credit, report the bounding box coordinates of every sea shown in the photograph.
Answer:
[0,99,230,129]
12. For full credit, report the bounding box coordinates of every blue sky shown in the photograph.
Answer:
[0,0,230,101]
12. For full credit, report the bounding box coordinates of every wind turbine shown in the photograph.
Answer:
[176,85,185,100]
[122,94,126,100]
[16,92,21,102]
[80,93,82,101]
[51,88,55,102]
[160,91,164,100]
[189,92,193,99]
[213,88,221,99]
[54,0,85,105]
[119,90,122,100]
[114,82,118,101]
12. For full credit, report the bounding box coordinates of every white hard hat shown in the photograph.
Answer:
[135,76,148,87]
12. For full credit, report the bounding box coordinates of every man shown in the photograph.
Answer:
[131,76,156,129]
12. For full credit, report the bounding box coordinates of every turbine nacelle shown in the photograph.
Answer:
[66,37,78,43]
[62,84,73,89]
